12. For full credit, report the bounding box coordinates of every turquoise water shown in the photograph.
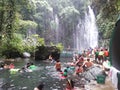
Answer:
[0,58,73,90]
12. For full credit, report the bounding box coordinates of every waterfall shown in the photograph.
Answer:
[76,6,98,51]
[54,14,59,44]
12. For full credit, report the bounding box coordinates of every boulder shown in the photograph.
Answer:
[35,46,60,60]
[82,66,104,81]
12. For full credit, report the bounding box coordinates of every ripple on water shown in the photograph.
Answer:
[22,87,27,90]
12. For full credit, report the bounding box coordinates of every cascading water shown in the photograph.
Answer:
[76,6,98,51]
[54,14,59,44]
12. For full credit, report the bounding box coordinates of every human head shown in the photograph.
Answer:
[31,62,34,65]
[66,79,74,89]
[56,60,60,62]
[67,66,69,69]
[87,58,90,62]
[64,69,67,72]
[37,82,44,90]
[1,64,4,68]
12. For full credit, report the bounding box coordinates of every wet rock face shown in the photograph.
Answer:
[111,19,120,70]
[70,66,104,88]
[82,66,104,81]
[35,46,60,60]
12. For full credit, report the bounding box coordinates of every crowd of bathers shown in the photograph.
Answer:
[0,47,110,90]
[0,62,37,73]
[0,63,15,70]
[46,47,110,90]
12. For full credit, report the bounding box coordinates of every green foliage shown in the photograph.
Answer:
[0,0,120,57]
[60,6,79,21]
[1,33,24,55]
[17,19,37,37]
[35,0,53,12]
[50,42,64,52]
[22,34,45,53]
[95,0,120,40]
[56,43,64,52]
[19,20,37,28]
[32,34,45,46]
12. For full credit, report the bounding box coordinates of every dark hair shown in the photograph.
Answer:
[64,69,67,72]
[66,79,74,89]
[87,58,90,61]
[1,64,4,68]
[37,82,44,90]
[30,62,34,65]
[67,66,69,68]
[56,60,60,62]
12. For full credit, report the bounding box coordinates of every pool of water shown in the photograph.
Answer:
[0,58,73,90]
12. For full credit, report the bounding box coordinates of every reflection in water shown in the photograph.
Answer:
[0,58,71,90]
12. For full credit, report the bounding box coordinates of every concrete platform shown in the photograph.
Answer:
[86,77,116,90]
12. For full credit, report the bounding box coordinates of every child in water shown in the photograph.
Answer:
[62,69,68,77]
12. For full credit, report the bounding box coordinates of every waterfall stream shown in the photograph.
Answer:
[75,6,98,51]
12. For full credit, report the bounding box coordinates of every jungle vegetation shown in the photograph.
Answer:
[0,0,120,58]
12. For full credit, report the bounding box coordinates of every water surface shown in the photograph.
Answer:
[0,58,72,90]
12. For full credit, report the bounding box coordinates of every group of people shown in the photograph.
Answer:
[0,63,15,70]
[0,47,110,90]
[34,79,75,90]
[48,47,110,90]
[48,53,94,90]
[94,48,109,64]
[72,54,94,76]
[19,62,37,73]
[0,61,37,73]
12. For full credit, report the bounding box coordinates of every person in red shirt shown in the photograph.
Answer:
[104,49,109,60]
[9,63,15,69]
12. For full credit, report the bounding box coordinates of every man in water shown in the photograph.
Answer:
[55,60,61,72]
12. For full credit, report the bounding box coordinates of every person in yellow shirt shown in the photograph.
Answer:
[98,49,104,64]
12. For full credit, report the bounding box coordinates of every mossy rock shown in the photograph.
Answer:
[35,46,60,60]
